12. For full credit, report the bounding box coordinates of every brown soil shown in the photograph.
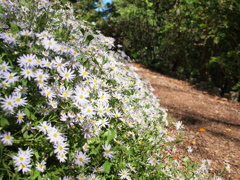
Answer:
[130,63,240,180]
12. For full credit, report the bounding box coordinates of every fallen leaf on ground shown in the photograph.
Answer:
[226,128,231,131]
[172,156,178,160]
[235,175,240,179]
[152,76,158,78]
[191,140,197,145]
[198,128,206,132]
[217,101,225,104]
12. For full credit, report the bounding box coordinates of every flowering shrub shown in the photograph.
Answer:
[0,0,223,179]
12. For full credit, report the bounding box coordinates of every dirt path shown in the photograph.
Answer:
[130,63,240,180]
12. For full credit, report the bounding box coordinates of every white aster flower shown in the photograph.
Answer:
[88,174,100,180]
[118,169,130,179]
[102,143,115,159]
[0,61,11,72]
[42,37,57,50]
[54,142,69,156]
[59,68,76,81]
[36,31,52,39]
[74,150,91,167]
[76,173,87,180]
[52,56,66,70]
[20,67,34,80]
[36,160,46,172]
[16,110,25,124]
[12,147,33,174]
[0,131,14,145]
[47,128,65,144]
[0,94,16,111]
[38,121,51,134]
[17,54,37,67]
[147,156,160,166]
[13,92,27,107]
[2,71,19,84]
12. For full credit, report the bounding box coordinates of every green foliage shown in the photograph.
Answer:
[98,0,240,95]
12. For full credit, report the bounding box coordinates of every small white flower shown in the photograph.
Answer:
[16,110,25,124]
[42,37,57,50]
[36,160,46,172]
[118,169,130,179]
[0,131,14,145]
[59,68,76,81]
[187,146,193,153]
[74,150,91,167]
[102,143,115,159]
[38,121,51,134]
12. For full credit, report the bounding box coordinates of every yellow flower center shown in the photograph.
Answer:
[7,101,12,105]
[18,114,23,119]
[16,98,21,102]
[5,135,11,140]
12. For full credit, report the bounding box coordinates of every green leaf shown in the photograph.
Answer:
[22,79,28,86]
[24,108,31,118]
[90,144,100,155]
[0,116,9,128]
[34,151,40,160]
[80,28,85,35]
[20,0,30,8]
[60,0,68,4]
[38,13,47,32]
[86,35,94,46]
[120,146,134,155]
[107,129,116,143]
[30,169,40,179]
[10,22,20,34]
[125,149,134,155]
[183,156,191,163]
[103,160,111,174]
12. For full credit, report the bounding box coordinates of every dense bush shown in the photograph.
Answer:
[0,0,224,179]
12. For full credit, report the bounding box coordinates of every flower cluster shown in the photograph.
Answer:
[12,147,33,174]
[0,0,225,179]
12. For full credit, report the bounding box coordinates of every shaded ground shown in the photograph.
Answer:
[130,63,240,180]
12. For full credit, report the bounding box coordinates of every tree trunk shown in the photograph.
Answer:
[199,45,209,81]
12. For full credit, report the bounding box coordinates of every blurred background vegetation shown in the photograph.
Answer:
[67,0,240,96]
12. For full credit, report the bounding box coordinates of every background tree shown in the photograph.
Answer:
[96,0,240,95]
